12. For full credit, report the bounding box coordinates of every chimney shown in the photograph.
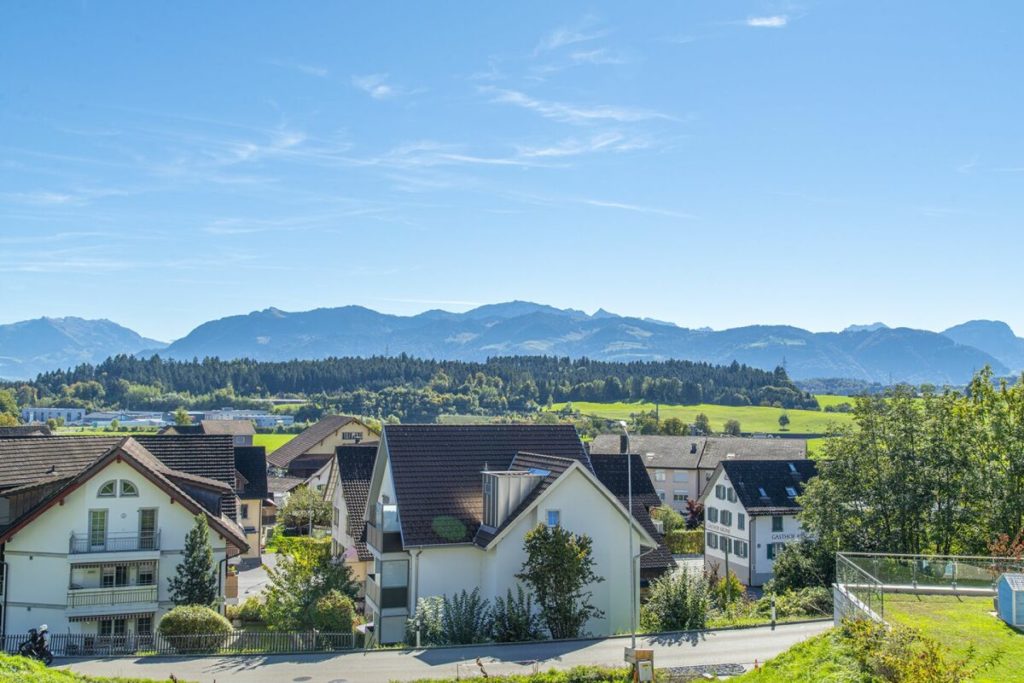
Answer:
[482,470,545,529]
[620,434,629,454]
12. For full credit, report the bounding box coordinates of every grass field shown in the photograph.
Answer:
[253,433,296,454]
[549,399,854,435]
[885,594,1024,682]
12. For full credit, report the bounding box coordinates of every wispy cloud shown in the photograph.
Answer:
[579,198,697,219]
[352,73,409,99]
[482,87,673,125]
[956,155,980,174]
[535,18,610,54]
[569,48,627,66]
[517,132,648,158]
[746,16,789,28]
[266,59,329,78]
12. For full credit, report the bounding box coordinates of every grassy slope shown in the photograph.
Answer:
[885,594,1024,682]
[549,400,854,435]
[252,433,296,454]
[731,630,868,683]
[1,653,187,683]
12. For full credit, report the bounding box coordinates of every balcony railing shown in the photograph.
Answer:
[365,574,408,610]
[69,531,160,554]
[67,585,158,608]
[365,521,403,553]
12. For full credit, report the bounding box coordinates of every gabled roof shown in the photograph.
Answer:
[135,435,238,521]
[698,437,807,470]
[380,424,592,547]
[591,434,706,469]
[336,445,377,562]
[267,475,305,494]
[713,459,818,515]
[234,446,269,499]
[589,453,676,572]
[0,438,248,553]
[200,419,256,436]
[0,425,52,437]
[158,424,204,435]
[1000,573,1024,590]
[267,415,372,468]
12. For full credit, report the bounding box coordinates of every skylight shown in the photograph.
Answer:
[528,467,551,477]
[758,487,768,497]
[786,486,798,497]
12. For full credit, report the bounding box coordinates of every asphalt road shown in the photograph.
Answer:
[58,621,831,683]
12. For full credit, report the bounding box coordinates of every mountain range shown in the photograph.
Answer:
[1,304,1022,385]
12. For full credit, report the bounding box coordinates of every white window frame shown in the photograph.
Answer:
[546,509,561,527]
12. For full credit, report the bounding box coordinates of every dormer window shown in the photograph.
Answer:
[98,481,116,498]
[120,480,139,497]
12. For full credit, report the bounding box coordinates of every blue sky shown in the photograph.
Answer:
[2,1,1023,342]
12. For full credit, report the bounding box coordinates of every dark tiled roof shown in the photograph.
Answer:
[337,444,376,562]
[135,435,238,521]
[234,446,269,499]
[0,436,122,488]
[591,434,705,469]
[698,437,807,469]
[267,475,304,494]
[201,419,255,436]
[590,453,675,572]
[718,459,818,515]
[158,424,204,435]
[267,415,366,468]
[0,425,52,437]
[383,424,591,547]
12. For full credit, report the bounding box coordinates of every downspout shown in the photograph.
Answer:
[412,549,423,611]
[1,559,7,638]
[217,557,228,616]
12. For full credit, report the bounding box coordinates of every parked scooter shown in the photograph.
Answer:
[18,624,54,665]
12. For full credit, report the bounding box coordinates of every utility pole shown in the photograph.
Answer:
[617,421,637,653]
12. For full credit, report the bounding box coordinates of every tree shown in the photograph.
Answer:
[516,524,604,639]
[764,539,835,593]
[639,571,710,632]
[311,590,356,632]
[684,499,704,529]
[660,417,686,436]
[168,515,218,607]
[693,413,711,435]
[264,539,357,630]
[279,485,331,533]
[723,419,742,436]
[778,413,790,430]
[650,506,686,534]
[173,406,193,426]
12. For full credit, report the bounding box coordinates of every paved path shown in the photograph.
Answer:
[237,554,276,599]
[58,621,831,683]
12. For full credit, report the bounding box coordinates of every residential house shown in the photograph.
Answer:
[234,446,269,567]
[324,443,378,594]
[267,415,378,478]
[590,435,807,512]
[0,436,247,640]
[20,407,86,425]
[160,420,255,447]
[699,459,817,587]
[363,424,658,645]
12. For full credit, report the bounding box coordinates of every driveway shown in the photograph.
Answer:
[58,621,831,683]
[237,553,276,600]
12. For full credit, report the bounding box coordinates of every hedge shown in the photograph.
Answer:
[664,529,704,554]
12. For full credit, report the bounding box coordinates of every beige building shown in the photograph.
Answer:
[589,435,807,512]
[267,415,378,478]
[234,446,269,567]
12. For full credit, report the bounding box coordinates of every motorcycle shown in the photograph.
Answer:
[17,626,54,665]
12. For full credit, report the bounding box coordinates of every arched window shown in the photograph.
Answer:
[98,480,116,497]
[119,480,139,497]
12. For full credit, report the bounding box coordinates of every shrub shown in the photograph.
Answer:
[764,539,835,593]
[757,586,833,618]
[650,506,686,534]
[407,596,445,646]
[157,605,232,653]
[640,571,710,632]
[664,529,704,554]
[712,571,744,610]
[311,590,356,632]
[237,596,266,623]
[442,588,493,644]
[492,585,544,642]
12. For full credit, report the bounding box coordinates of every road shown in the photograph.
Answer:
[58,621,831,683]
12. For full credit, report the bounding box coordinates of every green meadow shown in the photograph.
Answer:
[253,433,296,454]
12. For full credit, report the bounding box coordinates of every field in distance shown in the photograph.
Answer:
[549,397,855,435]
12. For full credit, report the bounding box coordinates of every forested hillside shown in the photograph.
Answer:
[12,354,818,422]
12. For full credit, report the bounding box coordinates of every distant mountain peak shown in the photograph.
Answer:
[843,322,890,333]
[942,320,1024,372]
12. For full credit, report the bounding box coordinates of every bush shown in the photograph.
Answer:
[640,571,710,632]
[312,590,356,632]
[712,571,744,610]
[757,587,833,618]
[764,539,835,593]
[157,605,232,653]
[650,506,686,534]
[238,596,266,622]
[272,534,329,556]
[663,529,704,554]
[407,596,444,646]
[442,588,493,644]
[492,585,544,643]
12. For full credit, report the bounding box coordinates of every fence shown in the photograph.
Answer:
[2,630,356,658]
[835,553,886,621]
[840,552,1024,593]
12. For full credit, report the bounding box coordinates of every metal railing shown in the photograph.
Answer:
[836,553,886,620]
[69,531,161,554]
[67,586,158,608]
[840,552,1023,593]
[2,630,356,658]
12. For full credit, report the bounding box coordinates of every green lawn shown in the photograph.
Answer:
[885,594,1024,682]
[732,629,868,683]
[2,653,188,683]
[253,433,296,454]
[815,394,857,410]
[549,399,854,435]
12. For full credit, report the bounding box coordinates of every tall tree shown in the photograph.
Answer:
[516,524,604,639]
[279,485,331,533]
[173,406,192,425]
[264,540,357,630]
[693,413,711,435]
[168,515,218,606]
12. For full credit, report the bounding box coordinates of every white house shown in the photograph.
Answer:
[362,424,660,645]
[20,407,86,426]
[0,436,247,641]
[699,459,817,587]
[324,443,379,593]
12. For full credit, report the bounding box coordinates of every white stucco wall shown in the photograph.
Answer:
[702,469,753,584]
[3,459,231,636]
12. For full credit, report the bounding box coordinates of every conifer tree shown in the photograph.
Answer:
[168,515,218,606]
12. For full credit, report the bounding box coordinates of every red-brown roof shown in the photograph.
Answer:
[267,415,373,468]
